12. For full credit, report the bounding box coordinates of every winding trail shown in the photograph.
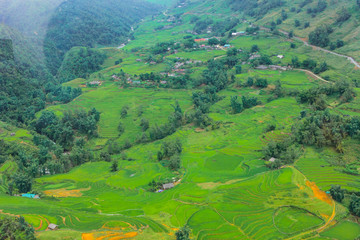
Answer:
[259,26,360,69]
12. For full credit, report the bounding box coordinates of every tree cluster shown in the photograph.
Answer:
[157,138,183,171]
[0,215,36,240]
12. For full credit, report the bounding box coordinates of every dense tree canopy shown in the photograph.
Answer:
[44,0,158,75]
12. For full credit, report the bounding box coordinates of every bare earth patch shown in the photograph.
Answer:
[43,187,91,198]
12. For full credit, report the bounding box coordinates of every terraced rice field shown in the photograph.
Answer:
[295,148,360,191]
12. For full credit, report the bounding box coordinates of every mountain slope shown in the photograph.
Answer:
[43,0,159,75]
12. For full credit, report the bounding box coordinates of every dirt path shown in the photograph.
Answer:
[294,69,330,83]
[258,26,360,69]
[214,55,226,60]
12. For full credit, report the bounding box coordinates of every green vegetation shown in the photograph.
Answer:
[44,0,158,75]
[0,215,36,240]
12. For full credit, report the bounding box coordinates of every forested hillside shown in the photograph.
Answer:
[43,0,159,75]
[229,0,360,61]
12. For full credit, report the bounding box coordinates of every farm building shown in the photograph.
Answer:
[232,31,245,36]
[194,38,208,42]
[21,194,40,199]
[88,81,101,86]
[249,54,261,60]
[162,183,175,190]
[277,55,284,59]
[255,65,268,70]
[48,224,59,231]
[269,157,276,162]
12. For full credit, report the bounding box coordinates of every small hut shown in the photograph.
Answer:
[48,224,59,231]
[162,183,175,190]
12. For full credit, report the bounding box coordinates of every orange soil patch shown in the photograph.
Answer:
[306,181,332,205]
[321,213,330,219]
[97,232,122,240]
[82,233,95,240]
[195,128,205,133]
[60,216,67,226]
[102,221,135,231]
[82,232,137,240]
[35,219,43,230]
[0,210,20,217]
[43,187,91,198]
[110,232,138,239]
[297,184,305,190]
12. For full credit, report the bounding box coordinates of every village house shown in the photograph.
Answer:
[21,194,40,199]
[136,59,142,62]
[162,183,175,190]
[255,65,268,70]
[232,31,246,36]
[88,81,101,86]
[174,69,186,74]
[277,55,284,59]
[269,65,289,71]
[112,75,120,80]
[174,62,184,68]
[48,224,59,231]
[269,157,276,162]
[249,54,261,60]
[194,38,208,43]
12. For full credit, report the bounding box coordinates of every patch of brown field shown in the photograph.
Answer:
[60,216,67,226]
[306,181,332,205]
[197,179,243,190]
[195,128,205,133]
[321,213,330,219]
[266,84,275,90]
[253,105,265,109]
[43,186,91,198]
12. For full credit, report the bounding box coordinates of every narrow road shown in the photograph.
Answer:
[294,69,331,84]
[259,26,360,69]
